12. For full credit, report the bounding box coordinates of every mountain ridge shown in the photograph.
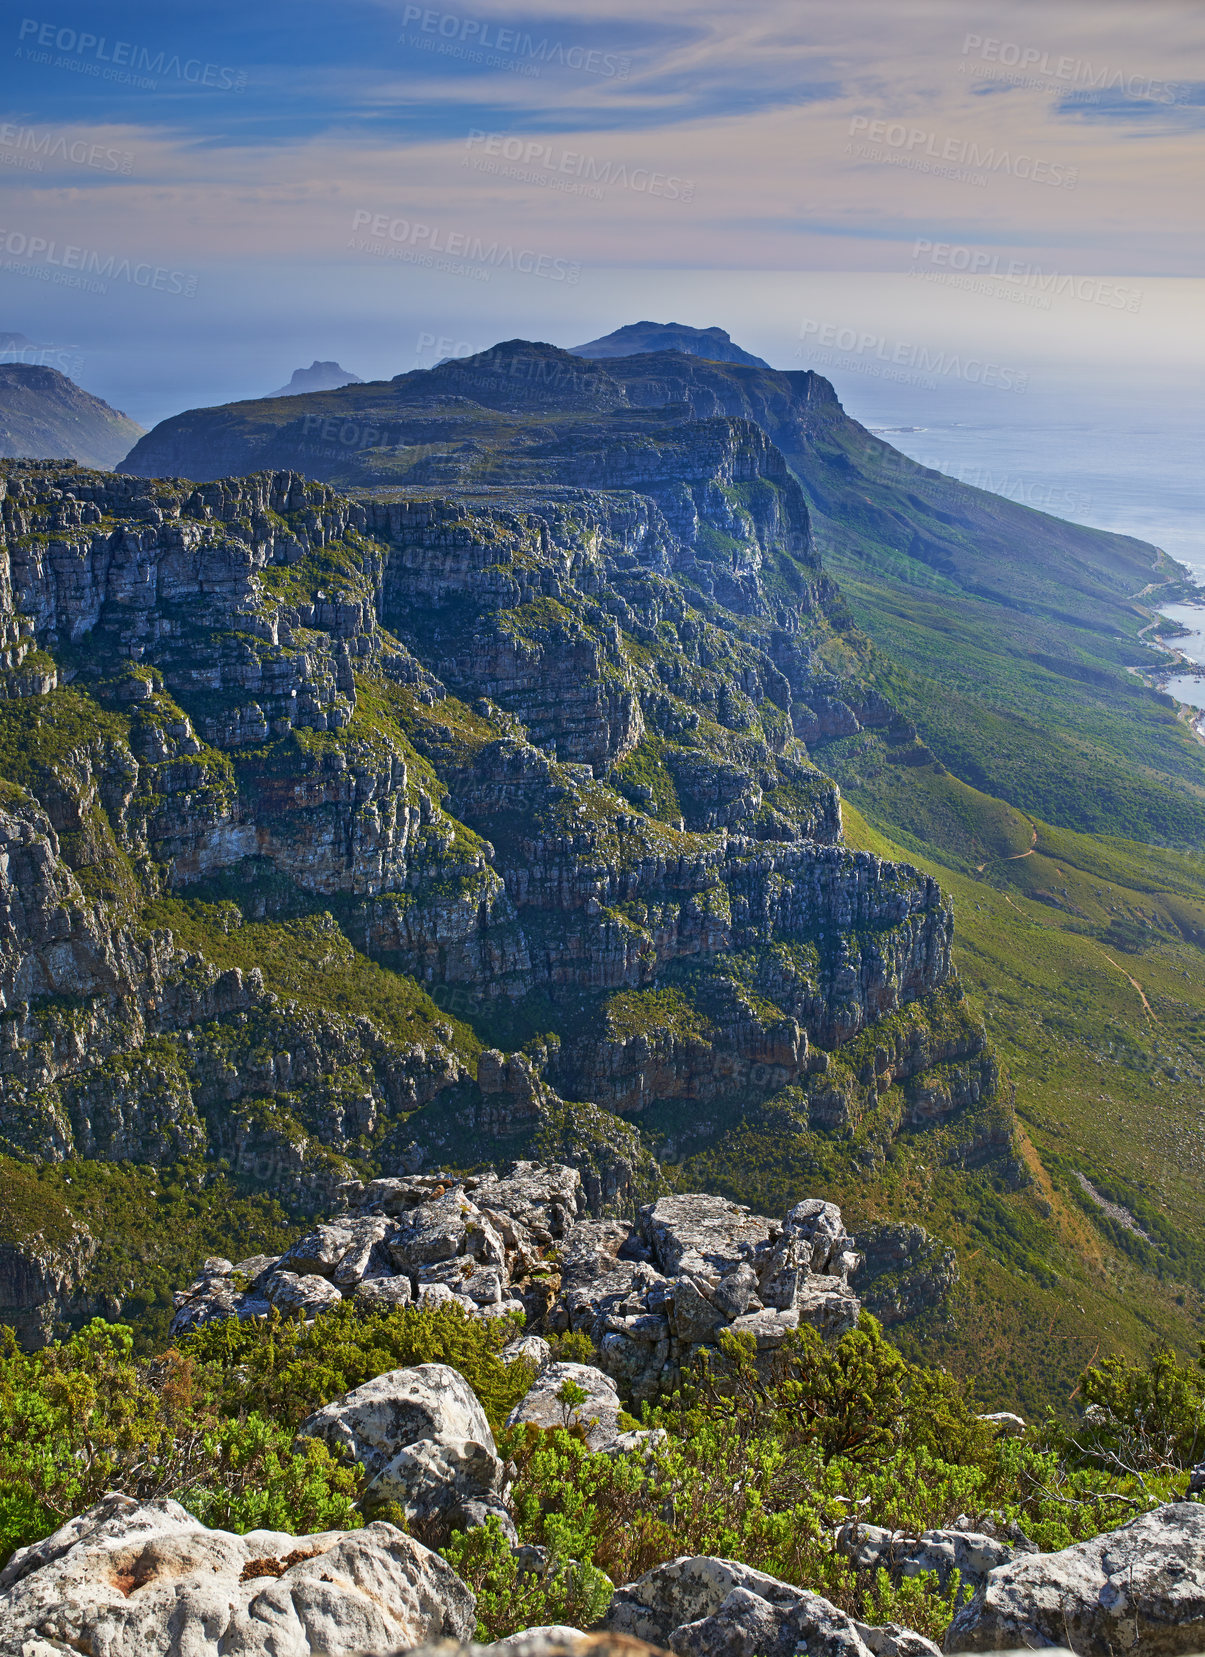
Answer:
[0,363,144,470]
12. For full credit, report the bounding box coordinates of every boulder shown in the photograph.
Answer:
[353,1275,413,1312]
[507,1360,624,1450]
[473,1162,586,1243]
[295,1362,510,1546]
[837,1522,1019,1597]
[276,1223,356,1277]
[0,1490,474,1657]
[944,1500,1205,1654]
[639,1196,774,1281]
[502,1333,553,1369]
[262,1271,344,1317]
[603,1555,939,1657]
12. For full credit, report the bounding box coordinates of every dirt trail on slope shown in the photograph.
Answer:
[977,825,1037,873]
[1100,952,1158,1020]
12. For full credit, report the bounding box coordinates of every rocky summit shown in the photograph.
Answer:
[170,1165,869,1399]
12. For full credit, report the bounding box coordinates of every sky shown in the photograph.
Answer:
[1,0,1203,434]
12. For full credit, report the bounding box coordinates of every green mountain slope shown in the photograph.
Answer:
[0,363,144,470]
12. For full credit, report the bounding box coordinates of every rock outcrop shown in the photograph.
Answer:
[603,1554,940,1657]
[944,1500,1205,1654]
[0,1490,475,1657]
[170,1168,863,1400]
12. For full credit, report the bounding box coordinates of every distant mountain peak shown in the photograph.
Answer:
[269,360,363,398]
[571,321,771,368]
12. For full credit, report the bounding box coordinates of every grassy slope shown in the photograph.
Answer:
[818,772,1205,1411]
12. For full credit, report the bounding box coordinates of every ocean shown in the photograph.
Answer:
[820,372,1205,710]
[830,381,1205,574]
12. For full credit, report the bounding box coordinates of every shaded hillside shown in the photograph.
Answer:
[0,364,143,470]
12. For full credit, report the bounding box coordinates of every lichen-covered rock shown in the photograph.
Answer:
[0,1490,475,1656]
[502,1333,553,1369]
[602,1554,939,1657]
[507,1361,624,1450]
[836,1522,1021,1598]
[640,1195,774,1280]
[944,1500,1205,1654]
[262,1271,344,1318]
[295,1362,510,1545]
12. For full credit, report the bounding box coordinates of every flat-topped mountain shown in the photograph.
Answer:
[572,321,771,367]
[0,363,143,470]
[268,360,364,397]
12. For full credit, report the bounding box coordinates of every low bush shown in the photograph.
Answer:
[1,1299,1199,1646]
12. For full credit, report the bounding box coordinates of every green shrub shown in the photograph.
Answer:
[0,1321,360,1567]
[1050,1343,1205,1480]
[179,1297,532,1432]
[444,1515,614,1640]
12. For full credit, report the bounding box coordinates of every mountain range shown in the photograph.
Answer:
[1,322,1203,1414]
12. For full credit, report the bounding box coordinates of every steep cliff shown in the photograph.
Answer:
[0,384,1000,1338]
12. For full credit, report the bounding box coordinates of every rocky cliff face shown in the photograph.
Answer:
[0,390,998,1337]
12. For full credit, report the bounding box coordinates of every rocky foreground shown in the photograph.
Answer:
[0,1166,1154,1654]
[2,1470,1203,1655]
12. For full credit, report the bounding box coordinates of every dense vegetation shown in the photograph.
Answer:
[2,1298,1201,1640]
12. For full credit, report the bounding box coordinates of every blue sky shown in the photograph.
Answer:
[2,0,1202,422]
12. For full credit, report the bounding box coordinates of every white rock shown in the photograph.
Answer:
[0,1491,474,1657]
[603,1554,939,1657]
[501,1334,553,1369]
[507,1361,623,1450]
[296,1362,508,1545]
[946,1500,1205,1653]
[263,1271,344,1317]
